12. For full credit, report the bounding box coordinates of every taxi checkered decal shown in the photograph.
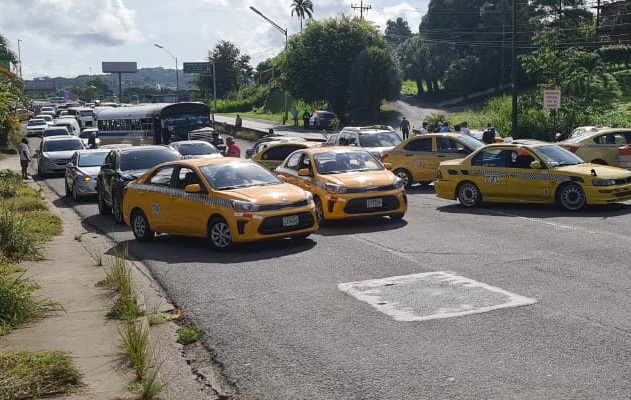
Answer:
[460,169,574,182]
[129,183,230,208]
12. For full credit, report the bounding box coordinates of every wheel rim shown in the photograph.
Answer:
[395,170,411,188]
[210,221,232,248]
[459,182,480,207]
[560,184,585,210]
[133,213,147,238]
[314,198,324,223]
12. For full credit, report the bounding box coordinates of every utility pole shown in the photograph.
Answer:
[351,1,371,19]
[17,38,22,81]
[511,0,518,137]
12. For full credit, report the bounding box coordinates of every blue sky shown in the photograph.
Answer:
[0,0,429,79]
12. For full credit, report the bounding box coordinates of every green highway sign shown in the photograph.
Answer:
[183,62,211,74]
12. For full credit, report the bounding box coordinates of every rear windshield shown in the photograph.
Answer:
[78,152,108,167]
[43,139,84,152]
[119,150,180,171]
[79,110,94,117]
[358,131,402,147]
[43,128,70,136]
[178,143,219,156]
[28,119,46,126]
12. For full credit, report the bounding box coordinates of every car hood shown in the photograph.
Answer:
[555,163,631,179]
[182,154,223,159]
[364,146,396,155]
[319,170,398,188]
[42,150,78,159]
[224,183,309,204]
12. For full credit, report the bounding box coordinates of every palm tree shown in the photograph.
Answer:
[290,0,313,32]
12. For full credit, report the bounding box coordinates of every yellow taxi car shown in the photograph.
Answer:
[275,147,407,222]
[380,133,484,188]
[122,158,318,250]
[435,140,631,211]
[251,141,320,172]
[559,127,631,166]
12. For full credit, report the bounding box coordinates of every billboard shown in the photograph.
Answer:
[102,61,137,73]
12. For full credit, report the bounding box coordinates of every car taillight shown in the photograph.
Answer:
[568,146,579,153]
[436,170,443,179]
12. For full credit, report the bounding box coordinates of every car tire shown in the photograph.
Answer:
[97,187,112,215]
[457,181,482,208]
[208,216,232,251]
[557,183,586,211]
[131,209,154,241]
[65,181,71,197]
[313,197,325,224]
[394,169,413,189]
[112,193,124,224]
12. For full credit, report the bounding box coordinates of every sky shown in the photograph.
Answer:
[0,0,429,80]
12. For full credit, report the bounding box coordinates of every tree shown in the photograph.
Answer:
[290,0,314,32]
[280,16,398,122]
[197,41,253,99]
[385,17,412,48]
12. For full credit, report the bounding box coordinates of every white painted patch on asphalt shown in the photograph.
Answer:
[338,271,537,321]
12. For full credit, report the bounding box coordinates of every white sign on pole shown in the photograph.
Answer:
[543,90,561,109]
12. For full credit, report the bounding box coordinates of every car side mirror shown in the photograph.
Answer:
[101,162,112,170]
[66,162,74,168]
[530,161,542,169]
[298,168,311,177]
[33,150,40,158]
[184,183,201,193]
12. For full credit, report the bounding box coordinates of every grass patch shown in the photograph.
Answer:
[119,319,150,380]
[104,248,144,320]
[177,326,202,345]
[129,367,165,400]
[147,313,170,326]
[0,350,82,399]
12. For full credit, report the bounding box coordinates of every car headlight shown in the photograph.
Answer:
[592,178,617,186]
[305,191,313,204]
[325,183,347,194]
[393,177,404,189]
[231,199,260,212]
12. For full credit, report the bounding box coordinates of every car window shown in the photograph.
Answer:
[176,167,203,190]
[405,137,432,152]
[202,162,282,190]
[471,149,508,167]
[358,132,402,147]
[262,145,304,161]
[437,138,467,153]
[43,139,84,152]
[593,132,631,145]
[178,143,218,156]
[119,150,180,171]
[285,152,303,170]
[147,166,175,187]
[77,152,107,167]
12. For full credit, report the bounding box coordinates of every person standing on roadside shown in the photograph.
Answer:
[399,116,411,140]
[234,114,242,134]
[291,107,299,126]
[18,137,31,179]
[482,125,496,144]
[226,137,241,158]
[302,110,311,130]
[461,121,473,137]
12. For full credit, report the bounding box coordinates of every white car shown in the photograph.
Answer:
[26,118,48,137]
[36,136,86,176]
[35,114,55,127]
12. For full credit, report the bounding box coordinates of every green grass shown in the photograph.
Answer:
[0,350,82,399]
[401,80,419,96]
[119,319,150,380]
[176,326,202,345]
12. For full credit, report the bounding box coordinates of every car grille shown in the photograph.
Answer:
[54,159,70,166]
[345,184,398,193]
[344,196,400,214]
[258,199,309,211]
[258,212,315,235]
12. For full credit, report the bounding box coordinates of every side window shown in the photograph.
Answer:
[437,138,460,153]
[285,152,303,170]
[263,145,297,161]
[175,167,201,190]
[405,137,432,152]
[147,166,175,187]
[471,149,507,167]
[348,134,357,145]
[338,133,348,146]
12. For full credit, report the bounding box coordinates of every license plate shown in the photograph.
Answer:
[282,215,299,227]
[367,198,383,208]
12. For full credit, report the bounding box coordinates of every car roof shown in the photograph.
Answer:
[340,125,395,134]
[42,135,82,142]
[154,157,255,169]
[295,146,376,155]
[259,141,319,150]
[113,145,176,153]
[76,149,110,155]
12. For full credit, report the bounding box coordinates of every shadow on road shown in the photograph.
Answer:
[317,216,407,236]
[436,202,631,218]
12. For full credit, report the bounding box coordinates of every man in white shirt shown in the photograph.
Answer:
[461,121,473,137]
[18,138,31,179]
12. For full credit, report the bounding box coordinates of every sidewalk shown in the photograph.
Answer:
[0,154,219,399]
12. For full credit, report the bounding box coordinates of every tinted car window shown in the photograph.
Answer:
[358,132,402,147]
[78,152,108,167]
[405,137,432,152]
[43,139,84,152]
[177,142,219,156]
[119,150,180,171]
[263,145,304,161]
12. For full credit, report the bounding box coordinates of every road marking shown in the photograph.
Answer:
[338,271,537,321]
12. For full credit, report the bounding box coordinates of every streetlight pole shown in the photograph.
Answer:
[249,6,289,125]
[154,43,179,98]
[511,0,518,137]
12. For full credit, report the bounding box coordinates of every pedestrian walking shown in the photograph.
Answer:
[291,107,299,126]
[400,117,411,140]
[302,110,311,130]
[225,137,241,158]
[234,114,242,134]
[18,137,31,179]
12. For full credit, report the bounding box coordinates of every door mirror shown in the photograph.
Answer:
[530,160,542,169]
[297,168,311,177]
[184,184,201,193]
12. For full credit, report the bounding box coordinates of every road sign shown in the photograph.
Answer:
[543,90,561,109]
[183,62,211,73]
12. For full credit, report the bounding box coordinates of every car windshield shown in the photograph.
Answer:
[78,152,108,167]
[79,130,98,139]
[358,131,402,147]
[178,143,219,156]
[531,145,584,166]
[28,119,46,126]
[43,129,70,136]
[201,162,282,190]
[314,151,383,174]
[43,140,84,152]
[120,150,180,171]
[458,135,485,150]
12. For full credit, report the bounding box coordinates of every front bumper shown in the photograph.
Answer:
[321,189,407,220]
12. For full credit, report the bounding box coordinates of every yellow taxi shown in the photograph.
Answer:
[275,147,407,222]
[122,158,318,250]
[559,127,631,166]
[435,140,631,211]
[251,141,320,172]
[380,133,484,188]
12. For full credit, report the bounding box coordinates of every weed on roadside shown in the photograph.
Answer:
[0,350,82,400]
[129,365,165,400]
[177,326,202,345]
[118,319,150,380]
[104,247,144,320]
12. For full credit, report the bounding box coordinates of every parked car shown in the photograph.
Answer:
[245,136,307,158]
[381,133,484,188]
[26,118,48,137]
[96,145,182,224]
[251,141,320,172]
[308,110,337,130]
[275,147,407,223]
[64,149,110,200]
[42,126,71,137]
[122,158,318,250]
[335,125,402,159]
[35,136,86,176]
[168,140,223,159]
[558,127,631,166]
[434,139,631,211]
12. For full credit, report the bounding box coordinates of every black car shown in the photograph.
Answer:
[96,145,181,223]
[308,110,337,130]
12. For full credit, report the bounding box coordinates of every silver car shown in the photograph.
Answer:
[36,136,85,176]
[64,149,110,200]
[168,140,223,159]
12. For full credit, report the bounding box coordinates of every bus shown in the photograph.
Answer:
[94,102,212,145]
[67,106,95,129]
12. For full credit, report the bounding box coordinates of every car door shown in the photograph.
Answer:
[169,166,208,237]
[400,136,434,182]
[588,131,631,165]
[140,165,177,233]
[468,148,509,200]
[99,151,117,205]
[65,151,78,190]
[504,149,552,202]
[276,151,306,186]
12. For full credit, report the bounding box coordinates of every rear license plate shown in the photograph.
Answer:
[367,198,383,208]
[283,215,299,227]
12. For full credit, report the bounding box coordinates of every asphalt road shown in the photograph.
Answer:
[28,132,631,399]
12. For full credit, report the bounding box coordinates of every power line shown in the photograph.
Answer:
[351,1,372,19]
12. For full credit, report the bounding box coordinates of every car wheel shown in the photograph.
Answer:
[112,194,124,224]
[394,169,413,189]
[313,197,325,224]
[131,210,154,241]
[97,187,112,215]
[557,183,586,211]
[208,216,232,250]
[71,183,80,202]
[457,181,482,208]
